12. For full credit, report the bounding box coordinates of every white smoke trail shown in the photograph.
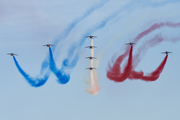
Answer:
[86,39,101,95]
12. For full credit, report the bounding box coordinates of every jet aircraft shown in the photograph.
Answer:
[7,53,18,56]
[125,42,136,46]
[86,67,96,70]
[43,44,54,47]
[161,51,172,55]
[86,57,97,60]
[86,35,97,39]
[85,46,97,49]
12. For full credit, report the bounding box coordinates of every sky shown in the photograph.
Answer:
[1,0,180,120]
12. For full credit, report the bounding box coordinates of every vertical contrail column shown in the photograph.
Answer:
[86,38,101,95]
[90,39,94,85]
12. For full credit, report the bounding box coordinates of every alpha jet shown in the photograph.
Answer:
[86,57,97,60]
[161,51,172,55]
[85,46,97,49]
[125,42,136,46]
[43,44,54,47]
[86,35,97,39]
[7,53,18,56]
[86,67,96,70]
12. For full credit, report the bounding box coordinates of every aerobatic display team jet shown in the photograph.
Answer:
[7,53,18,56]
[161,51,172,55]
[43,44,54,47]
[86,57,97,60]
[85,46,97,49]
[125,42,136,46]
[86,67,96,70]
[86,35,97,39]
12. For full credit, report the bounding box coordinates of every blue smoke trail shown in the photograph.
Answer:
[13,0,109,86]
[52,0,110,49]
[39,0,109,80]
[62,44,79,69]
[146,0,180,7]
[60,1,138,70]
[60,0,180,72]
[49,47,70,84]
[40,0,109,83]
[13,56,50,87]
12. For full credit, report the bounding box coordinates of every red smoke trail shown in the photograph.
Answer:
[107,46,133,82]
[125,22,180,67]
[113,22,180,69]
[107,22,180,82]
[129,55,168,81]
[132,34,164,68]
[133,22,180,43]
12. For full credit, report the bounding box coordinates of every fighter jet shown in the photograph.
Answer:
[85,46,97,49]
[125,42,136,46]
[86,57,97,60]
[86,35,97,39]
[7,53,18,56]
[86,67,96,70]
[161,51,172,55]
[43,44,54,47]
